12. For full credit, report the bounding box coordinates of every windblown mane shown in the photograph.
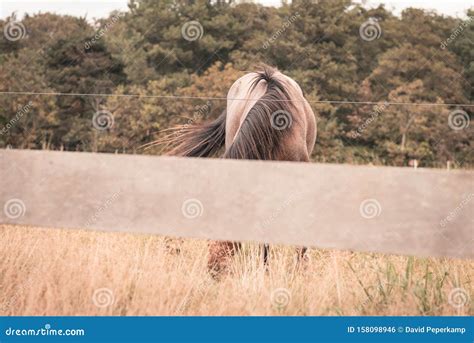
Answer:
[142,64,311,163]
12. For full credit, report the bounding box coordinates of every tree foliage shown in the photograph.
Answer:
[0,1,472,168]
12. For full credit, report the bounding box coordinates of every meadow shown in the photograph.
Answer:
[1,224,471,316]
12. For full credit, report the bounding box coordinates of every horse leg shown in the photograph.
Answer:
[207,241,241,278]
[296,246,308,269]
[263,244,270,266]
[295,153,309,267]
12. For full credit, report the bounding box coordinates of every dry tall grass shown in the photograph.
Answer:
[0,224,472,316]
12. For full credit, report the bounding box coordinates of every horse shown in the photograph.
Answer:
[151,64,317,276]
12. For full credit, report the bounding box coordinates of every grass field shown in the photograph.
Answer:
[0,224,472,316]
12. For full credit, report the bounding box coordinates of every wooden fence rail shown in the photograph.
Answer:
[1,149,472,258]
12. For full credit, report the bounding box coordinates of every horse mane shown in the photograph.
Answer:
[154,110,227,157]
[224,64,295,160]
[143,64,301,161]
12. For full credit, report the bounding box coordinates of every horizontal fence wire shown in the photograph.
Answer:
[0,91,473,107]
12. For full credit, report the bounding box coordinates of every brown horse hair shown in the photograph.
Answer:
[224,65,294,160]
[149,64,295,161]
[155,110,227,157]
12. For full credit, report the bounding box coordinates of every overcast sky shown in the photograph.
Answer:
[0,0,472,20]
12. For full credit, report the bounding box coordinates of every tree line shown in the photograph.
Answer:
[0,0,472,168]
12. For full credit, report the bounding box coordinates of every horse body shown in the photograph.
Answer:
[154,65,316,276]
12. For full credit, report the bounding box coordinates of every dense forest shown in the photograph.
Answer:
[0,0,472,168]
